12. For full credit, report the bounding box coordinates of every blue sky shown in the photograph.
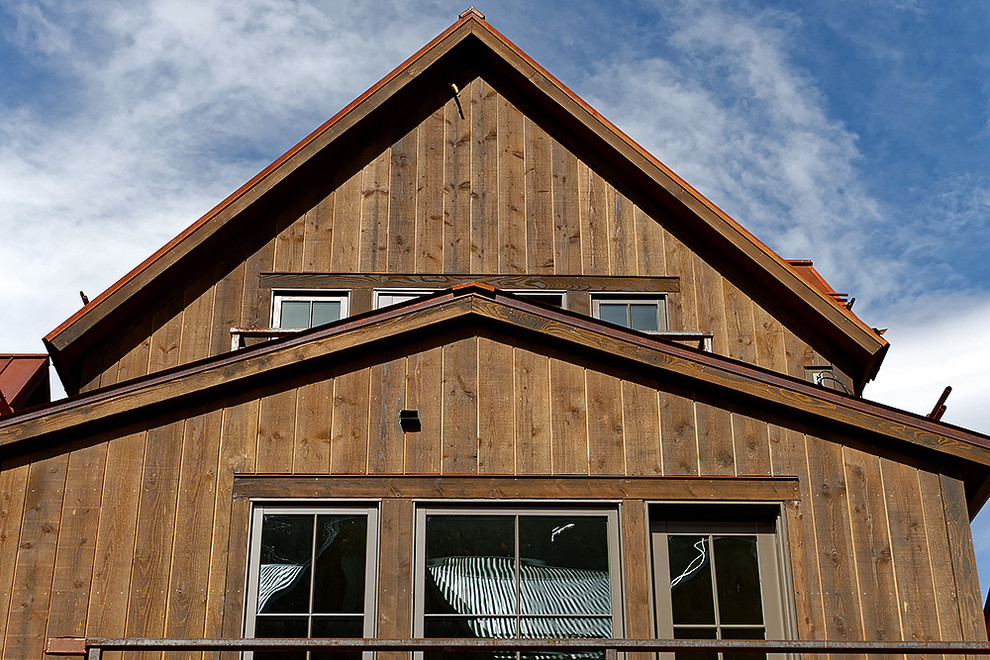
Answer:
[2,0,990,596]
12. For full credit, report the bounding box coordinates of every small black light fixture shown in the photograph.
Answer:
[399,409,422,432]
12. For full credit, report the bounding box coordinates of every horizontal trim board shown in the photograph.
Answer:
[231,475,802,501]
[260,273,681,293]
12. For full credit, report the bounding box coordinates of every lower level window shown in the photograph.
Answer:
[415,506,621,659]
[652,505,789,660]
[245,504,378,659]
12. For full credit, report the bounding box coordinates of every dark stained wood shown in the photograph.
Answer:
[359,145,390,272]
[586,369,625,475]
[165,410,222,642]
[524,116,554,273]
[404,347,442,474]
[918,470,965,645]
[368,359,405,474]
[115,315,154,385]
[477,338,515,474]
[722,279,758,363]
[209,251,247,357]
[0,461,28,649]
[331,167,362,272]
[881,457,940,644]
[274,210,306,272]
[441,338,479,474]
[147,292,184,374]
[417,106,445,272]
[125,421,183,644]
[470,78,498,273]
[443,77,473,273]
[219,493,251,656]
[620,379,661,476]
[232,475,802,501]
[377,498,414,655]
[551,139,582,274]
[45,440,108,644]
[302,191,334,271]
[731,411,771,476]
[939,474,987,640]
[580,161,609,275]
[293,377,333,473]
[659,391,698,476]
[330,368,371,474]
[609,188,637,277]
[498,94,527,273]
[805,434,863,644]
[620,499,654,656]
[260,272,680,292]
[5,452,68,657]
[692,255,729,356]
[240,218,276,329]
[549,358,588,474]
[842,446,899,641]
[634,204,664,277]
[696,401,734,475]
[513,347,551,474]
[85,432,147,639]
[387,126,417,272]
[753,303,787,374]
[178,275,217,366]
[256,387,297,474]
[662,230,696,332]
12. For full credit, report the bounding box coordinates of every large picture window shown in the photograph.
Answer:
[244,504,379,659]
[414,506,621,659]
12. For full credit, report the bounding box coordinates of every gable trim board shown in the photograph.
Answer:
[8,285,989,512]
[42,12,886,394]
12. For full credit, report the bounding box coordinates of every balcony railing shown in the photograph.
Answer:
[46,636,990,658]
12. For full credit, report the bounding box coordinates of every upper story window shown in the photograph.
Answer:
[508,290,566,308]
[244,504,379,659]
[374,289,439,309]
[592,294,667,333]
[414,506,621,658]
[273,291,349,329]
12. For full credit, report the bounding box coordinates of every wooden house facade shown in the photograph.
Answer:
[2,9,989,658]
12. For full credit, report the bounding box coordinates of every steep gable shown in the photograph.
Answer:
[44,11,886,395]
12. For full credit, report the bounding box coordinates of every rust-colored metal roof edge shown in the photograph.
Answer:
[9,286,989,502]
[44,11,885,374]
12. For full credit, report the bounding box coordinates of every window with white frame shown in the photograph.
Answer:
[244,504,379,660]
[414,506,622,659]
[592,294,667,333]
[373,289,439,309]
[272,291,349,329]
[651,505,790,660]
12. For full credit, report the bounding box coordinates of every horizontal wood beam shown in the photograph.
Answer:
[259,272,680,292]
[231,475,801,501]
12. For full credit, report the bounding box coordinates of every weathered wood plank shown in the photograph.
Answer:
[85,431,147,639]
[0,460,28,651]
[114,315,154,385]
[273,210,306,272]
[586,369,624,475]
[331,166,363,272]
[753,303,787,374]
[551,139,582,274]
[359,145,390,272]
[722,279,758,363]
[498,94,527,273]
[417,106,445,272]
[165,409,223,643]
[696,401,734,476]
[209,250,247,357]
[5,452,68,657]
[513,347,551,475]
[658,390,698,476]
[477,338,514,474]
[524,116,554,273]
[377,498,414,660]
[443,77,473,273]
[842,446,900,642]
[918,470,964,646]
[387,125,418,272]
[609,188,637,277]
[330,368,371,474]
[621,379,661,476]
[260,272,680,292]
[239,218,276,329]
[302,190,335,271]
[147,292,185,374]
[46,439,109,644]
[731,411,771,476]
[634,204,664,276]
[125,421,184,647]
[368,359,405,474]
[579,162,609,275]
[404,348,442,474]
[470,78,499,273]
[621,499,653,660]
[293,377,333,473]
[940,474,986,640]
[693,254,729,356]
[549,358,588,474]
[177,275,217,367]
[256,387,297,474]
[441,338,479,475]
[661,230,696,332]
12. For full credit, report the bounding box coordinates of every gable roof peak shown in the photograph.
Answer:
[459,7,486,20]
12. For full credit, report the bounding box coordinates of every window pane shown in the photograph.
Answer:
[713,536,763,625]
[722,627,766,660]
[520,616,612,638]
[311,301,341,327]
[519,516,610,615]
[255,616,308,660]
[310,616,364,660]
[629,304,659,332]
[313,515,367,613]
[260,515,315,614]
[426,516,515,615]
[280,301,312,329]
[425,616,518,638]
[597,304,627,327]
[673,627,718,660]
[668,535,716,625]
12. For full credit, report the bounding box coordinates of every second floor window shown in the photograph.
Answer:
[592,295,667,333]
[273,291,349,329]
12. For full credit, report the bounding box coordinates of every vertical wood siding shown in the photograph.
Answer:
[76,76,841,393]
[2,337,985,656]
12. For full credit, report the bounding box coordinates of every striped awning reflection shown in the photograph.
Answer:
[428,556,612,638]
